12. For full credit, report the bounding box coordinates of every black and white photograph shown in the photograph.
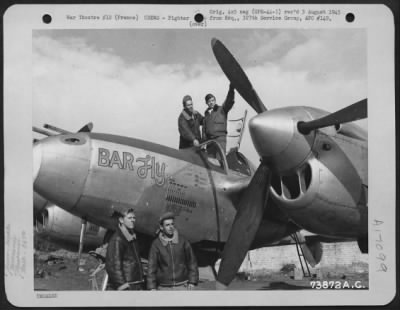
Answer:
[3,4,396,307]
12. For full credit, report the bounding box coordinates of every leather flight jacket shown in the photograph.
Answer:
[203,86,235,139]
[147,231,199,290]
[105,226,144,290]
[178,109,204,149]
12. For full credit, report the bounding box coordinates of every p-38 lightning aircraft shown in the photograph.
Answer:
[33,38,368,289]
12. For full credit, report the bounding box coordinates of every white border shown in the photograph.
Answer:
[3,4,396,307]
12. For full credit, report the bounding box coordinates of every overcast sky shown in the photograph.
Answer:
[33,29,367,164]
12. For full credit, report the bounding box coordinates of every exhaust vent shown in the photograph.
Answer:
[270,163,312,200]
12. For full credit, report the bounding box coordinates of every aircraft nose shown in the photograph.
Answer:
[33,134,91,211]
[249,108,316,173]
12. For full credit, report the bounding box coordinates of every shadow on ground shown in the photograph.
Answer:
[259,281,311,290]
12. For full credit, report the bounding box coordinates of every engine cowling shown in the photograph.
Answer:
[269,137,367,239]
[36,206,106,249]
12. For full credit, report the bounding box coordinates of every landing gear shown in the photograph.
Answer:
[77,218,87,271]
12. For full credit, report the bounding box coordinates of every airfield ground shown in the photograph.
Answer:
[34,248,368,291]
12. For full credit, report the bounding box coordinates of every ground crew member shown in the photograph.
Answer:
[147,212,199,290]
[105,208,144,290]
[178,95,204,149]
[203,84,235,154]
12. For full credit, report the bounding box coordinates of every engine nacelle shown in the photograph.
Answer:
[34,191,49,215]
[36,206,106,249]
[269,131,368,239]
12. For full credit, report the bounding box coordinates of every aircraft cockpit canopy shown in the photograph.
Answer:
[198,140,252,176]
[198,140,227,173]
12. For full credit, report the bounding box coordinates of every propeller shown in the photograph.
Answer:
[212,38,272,289]
[212,38,267,114]
[216,163,271,288]
[307,240,323,266]
[211,38,364,288]
[297,98,367,135]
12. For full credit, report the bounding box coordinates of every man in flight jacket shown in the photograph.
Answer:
[147,212,198,290]
[203,84,235,154]
[178,95,204,149]
[105,208,144,290]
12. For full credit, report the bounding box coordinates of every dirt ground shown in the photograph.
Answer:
[34,249,369,291]
[34,250,102,291]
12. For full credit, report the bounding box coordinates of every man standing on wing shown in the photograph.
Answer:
[147,212,199,290]
[178,95,204,149]
[203,84,235,154]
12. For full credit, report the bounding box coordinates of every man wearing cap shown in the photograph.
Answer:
[105,208,145,290]
[147,212,199,290]
[203,84,235,153]
[178,95,204,149]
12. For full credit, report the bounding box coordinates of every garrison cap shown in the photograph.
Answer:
[182,95,192,105]
[159,211,175,224]
[205,93,215,103]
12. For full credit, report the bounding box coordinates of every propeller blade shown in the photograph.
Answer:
[216,163,271,288]
[306,240,323,266]
[211,38,267,114]
[297,98,367,135]
[78,122,93,132]
[293,232,323,267]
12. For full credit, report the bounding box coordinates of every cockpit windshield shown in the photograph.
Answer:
[197,141,253,176]
[198,140,227,172]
